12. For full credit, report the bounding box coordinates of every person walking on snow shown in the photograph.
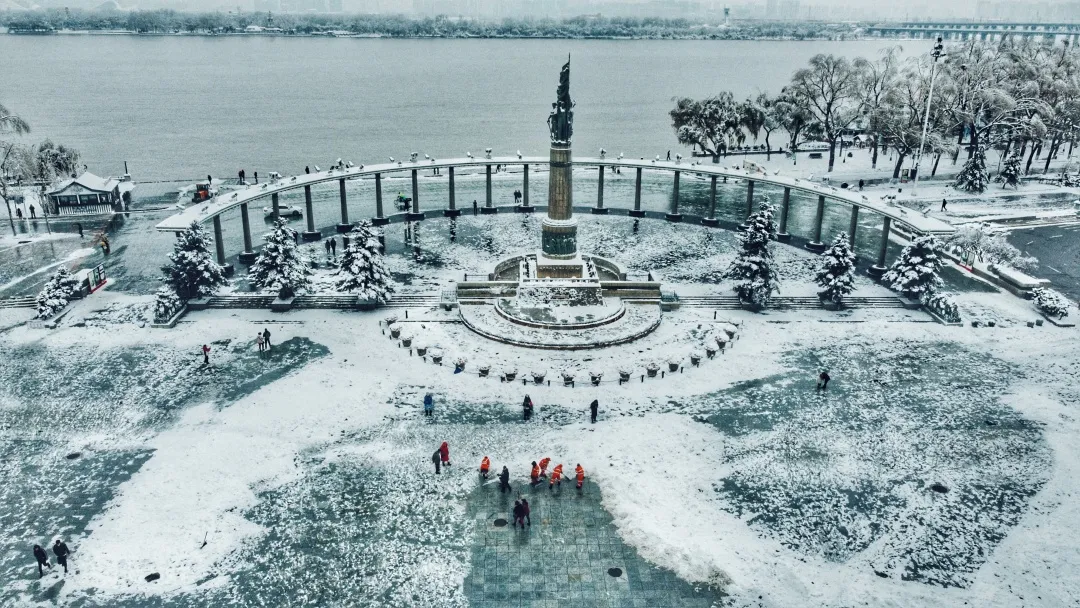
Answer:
[423,393,434,417]
[941,198,948,212]
[324,239,332,256]
[263,328,272,349]
[438,441,450,467]
[549,464,564,489]
[201,344,211,365]
[516,501,529,531]
[52,539,70,574]
[32,545,51,578]
[432,449,441,474]
[522,395,534,421]
[575,464,585,491]
[499,466,511,493]
[521,497,531,526]
[590,399,598,424]
[530,461,540,485]
[538,457,550,478]
[257,332,265,352]
[479,456,490,479]
[329,237,336,256]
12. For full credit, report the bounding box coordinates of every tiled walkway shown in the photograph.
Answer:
[463,479,721,608]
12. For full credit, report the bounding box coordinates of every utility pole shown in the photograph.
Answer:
[912,36,945,196]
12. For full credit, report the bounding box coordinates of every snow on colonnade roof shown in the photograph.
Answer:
[154,157,956,236]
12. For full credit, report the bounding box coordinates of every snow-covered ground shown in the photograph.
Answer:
[1,217,1077,608]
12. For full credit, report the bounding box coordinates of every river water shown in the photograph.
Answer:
[1,36,917,297]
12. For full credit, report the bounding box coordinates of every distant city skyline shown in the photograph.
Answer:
[5,0,1080,23]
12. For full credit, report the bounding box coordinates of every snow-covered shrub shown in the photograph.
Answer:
[453,356,468,371]
[725,200,780,310]
[161,221,228,300]
[384,314,399,326]
[814,233,856,306]
[36,267,80,319]
[249,219,311,299]
[1031,287,1070,319]
[925,293,961,323]
[997,152,1022,189]
[882,235,944,302]
[955,146,989,193]
[1057,171,1079,188]
[943,223,1037,271]
[154,287,183,323]
[335,221,395,303]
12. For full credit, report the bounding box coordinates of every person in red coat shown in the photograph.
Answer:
[479,456,490,479]
[549,464,564,489]
[439,442,450,467]
[575,464,585,490]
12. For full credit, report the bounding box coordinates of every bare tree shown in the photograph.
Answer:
[669,93,742,163]
[0,102,32,237]
[786,54,863,172]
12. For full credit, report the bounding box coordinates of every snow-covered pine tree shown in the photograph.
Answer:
[335,221,394,302]
[997,151,1022,189]
[161,221,228,300]
[36,266,80,319]
[249,218,311,298]
[725,200,779,310]
[154,287,184,323]
[882,235,944,302]
[814,233,856,306]
[954,146,989,193]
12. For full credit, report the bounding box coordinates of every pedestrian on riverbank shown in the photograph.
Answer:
[305,166,310,174]
[293,229,299,245]
[858,179,864,191]
[521,497,531,526]
[238,169,245,184]
[52,539,69,574]
[522,395,534,421]
[423,392,434,417]
[207,175,212,185]
[263,328,272,349]
[76,223,83,238]
[941,198,948,212]
[257,332,265,352]
[29,204,36,219]
[202,344,210,365]
[16,208,22,220]
[479,456,490,479]
[329,237,336,256]
[472,200,478,215]
[254,171,258,184]
[513,500,525,529]
[32,545,51,578]
[499,466,511,493]
[590,399,598,424]
[439,441,450,467]
[432,449,441,474]
[817,371,830,391]
[666,150,671,161]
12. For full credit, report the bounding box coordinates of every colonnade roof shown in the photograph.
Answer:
[155,156,955,236]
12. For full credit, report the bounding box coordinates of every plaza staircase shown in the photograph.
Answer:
[677,295,908,310]
[385,293,441,308]
[204,295,275,309]
[0,296,36,309]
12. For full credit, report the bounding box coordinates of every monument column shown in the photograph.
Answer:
[776,187,792,242]
[592,165,607,214]
[541,57,578,260]
[302,185,320,241]
[702,175,719,227]
[445,167,461,217]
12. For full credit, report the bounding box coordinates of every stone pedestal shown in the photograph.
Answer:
[336,223,353,233]
[542,143,576,258]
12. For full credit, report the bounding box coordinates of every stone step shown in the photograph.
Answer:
[0,296,36,309]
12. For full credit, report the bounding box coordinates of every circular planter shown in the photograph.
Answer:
[432,354,443,365]
[390,327,402,339]
[705,347,717,359]
[504,371,517,382]
[416,346,428,357]
[532,374,546,385]
[590,374,603,386]
[478,367,490,377]
[619,371,631,382]
[716,340,727,351]
[562,375,574,387]
[646,367,659,378]
[667,362,679,373]
[401,337,413,348]
[690,355,701,366]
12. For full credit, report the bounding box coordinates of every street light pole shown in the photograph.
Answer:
[912,37,946,196]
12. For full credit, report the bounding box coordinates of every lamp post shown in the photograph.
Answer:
[912,36,946,196]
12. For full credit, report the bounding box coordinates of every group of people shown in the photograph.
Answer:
[14,204,37,220]
[323,236,339,258]
[256,327,273,352]
[520,395,600,424]
[529,458,585,491]
[31,539,70,578]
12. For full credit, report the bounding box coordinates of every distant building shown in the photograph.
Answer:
[46,172,134,216]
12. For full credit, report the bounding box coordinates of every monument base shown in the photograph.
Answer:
[480,207,498,215]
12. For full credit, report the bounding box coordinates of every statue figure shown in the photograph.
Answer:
[547,57,574,144]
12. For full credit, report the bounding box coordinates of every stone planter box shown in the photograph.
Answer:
[390,326,402,339]
[667,362,679,373]
[432,354,443,365]
[270,296,294,312]
[705,347,717,359]
[562,374,575,387]
[356,297,378,311]
[478,367,490,377]
[504,371,517,382]
[898,295,922,310]
[187,297,211,311]
[590,374,603,386]
[926,309,963,326]
[416,346,428,356]
[646,367,659,378]
[532,373,546,385]
[619,371,631,382]
[690,354,701,366]
[401,336,413,348]
[151,304,188,329]
[1042,313,1075,328]
[821,299,842,311]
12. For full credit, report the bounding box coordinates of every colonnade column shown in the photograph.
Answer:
[238,202,256,264]
[805,194,826,252]
[848,206,859,250]
[481,164,496,214]
[302,185,319,241]
[745,179,755,218]
[776,187,792,242]
[212,215,233,275]
[702,175,719,227]
[336,178,351,233]
[869,216,892,278]
[666,171,682,221]
[630,167,644,218]
[408,169,423,220]
[522,164,531,209]
[445,167,461,217]
[372,173,387,225]
[271,192,280,222]
[592,165,608,214]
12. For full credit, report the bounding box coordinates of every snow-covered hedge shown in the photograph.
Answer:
[925,293,961,323]
[154,287,184,323]
[36,267,80,319]
[1031,287,1070,319]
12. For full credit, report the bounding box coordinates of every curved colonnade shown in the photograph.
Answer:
[156,156,955,277]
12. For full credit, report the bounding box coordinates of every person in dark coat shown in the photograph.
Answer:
[324,239,332,256]
[423,393,434,417]
[76,222,83,238]
[522,395,534,421]
[498,466,511,493]
[329,237,336,256]
[590,399,598,424]
[202,344,210,365]
[513,500,525,529]
[521,498,531,526]
[254,171,258,184]
[52,539,70,574]
[33,545,51,578]
[817,371,831,391]
[432,449,441,474]
[305,166,310,174]
[263,328,271,349]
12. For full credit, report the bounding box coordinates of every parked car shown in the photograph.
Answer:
[797,141,831,151]
[264,205,303,219]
